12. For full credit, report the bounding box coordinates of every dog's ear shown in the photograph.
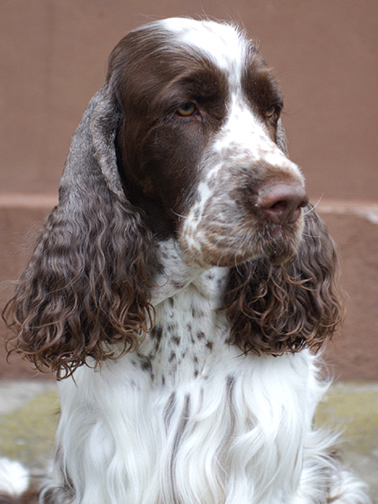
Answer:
[3,84,156,379]
[224,206,344,355]
[276,118,289,156]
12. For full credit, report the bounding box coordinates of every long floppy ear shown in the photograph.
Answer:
[223,206,344,355]
[3,85,156,378]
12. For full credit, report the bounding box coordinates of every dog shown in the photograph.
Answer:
[2,17,371,504]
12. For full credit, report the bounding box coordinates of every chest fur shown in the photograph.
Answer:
[55,275,316,504]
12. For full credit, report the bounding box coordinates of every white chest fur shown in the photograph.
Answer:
[54,269,329,504]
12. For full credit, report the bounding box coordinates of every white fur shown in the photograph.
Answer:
[160,18,248,74]
[0,458,30,496]
[45,265,370,503]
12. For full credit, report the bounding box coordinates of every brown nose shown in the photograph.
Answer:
[257,183,308,224]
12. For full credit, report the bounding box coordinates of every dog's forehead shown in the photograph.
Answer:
[158,18,249,73]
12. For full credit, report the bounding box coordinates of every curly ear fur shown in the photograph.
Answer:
[223,206,344,355]
[3,85,156,379]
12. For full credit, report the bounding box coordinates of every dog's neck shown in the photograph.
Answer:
[139,266,230,387]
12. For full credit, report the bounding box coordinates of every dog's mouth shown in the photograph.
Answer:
[259,222,304,265]
[178,210,305,269]
[177,164,308,268]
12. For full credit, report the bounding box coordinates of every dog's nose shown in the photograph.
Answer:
[257,183,308,224]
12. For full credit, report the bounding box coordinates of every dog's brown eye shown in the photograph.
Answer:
[176,103,197,117]
[266,104,281,119]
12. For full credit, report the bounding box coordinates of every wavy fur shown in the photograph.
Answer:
[223,205,344,355]
[1,17,370,504]
[3,88,157,378]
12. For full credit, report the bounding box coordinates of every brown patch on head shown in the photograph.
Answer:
[108,25,229,231]
[241,46,284,141]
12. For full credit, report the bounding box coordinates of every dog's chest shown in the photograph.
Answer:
[57,270,312,503]
[135,268,232,386]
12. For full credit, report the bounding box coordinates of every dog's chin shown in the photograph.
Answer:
[179,220,303,269]
[179,234,301,269]
[259,219,304,265]
[263,240,299,265]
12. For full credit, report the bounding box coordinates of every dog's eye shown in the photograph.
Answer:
[266,104,281,120]
[176,102,197,117]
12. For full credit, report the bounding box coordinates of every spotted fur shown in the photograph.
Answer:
[3,18,370,504]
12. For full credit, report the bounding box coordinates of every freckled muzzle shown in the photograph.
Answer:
[178,155,307,268]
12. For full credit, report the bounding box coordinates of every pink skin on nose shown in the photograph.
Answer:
[257,183,308,224]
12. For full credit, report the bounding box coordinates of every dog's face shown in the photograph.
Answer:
[110,18,307,268]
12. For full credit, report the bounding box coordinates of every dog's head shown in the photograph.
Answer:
[107,18,307,267]
[3,19,342,377]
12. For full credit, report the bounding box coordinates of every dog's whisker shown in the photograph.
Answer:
[304,194,324,215]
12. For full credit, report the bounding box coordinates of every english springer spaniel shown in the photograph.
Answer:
[2,17,371,504]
